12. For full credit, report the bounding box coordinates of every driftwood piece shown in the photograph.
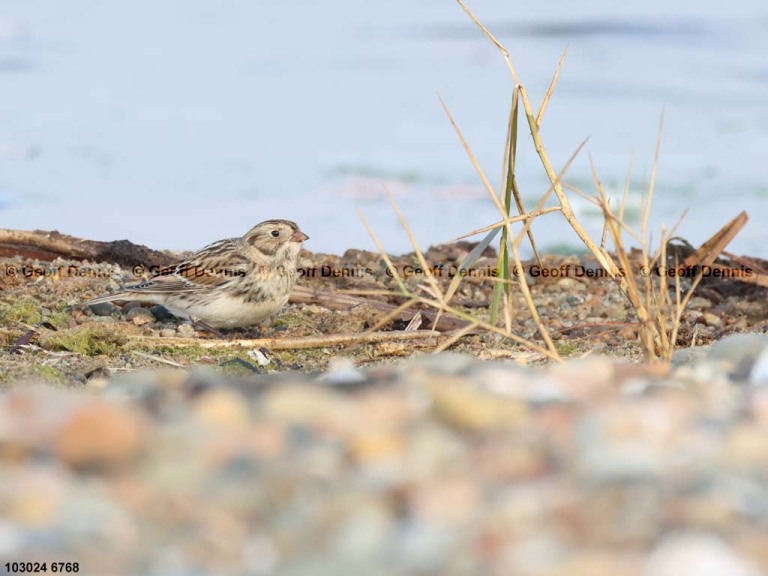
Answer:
[673,211,768,288]
[682,211,747,269]
[0,228,176,268]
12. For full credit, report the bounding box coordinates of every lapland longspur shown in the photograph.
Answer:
[85,220,308,328]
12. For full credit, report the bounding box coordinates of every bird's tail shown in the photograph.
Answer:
[81,292,130,307]
[65,292,124,314]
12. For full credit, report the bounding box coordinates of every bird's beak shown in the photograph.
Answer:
[291,230,309,243]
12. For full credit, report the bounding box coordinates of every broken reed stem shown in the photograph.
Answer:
[131,350,186,368]
[505,87,543,267]
[455,0,520,85]
[453,0,615,280]
[361,192,541,354]
[351,282,560,359]
[386,192,445,305]
[518,85,621,281]
[563,182,644,245]
[642,110,665,264]
[600,200,662,359]
[508,238,559,356]
[619,150,634,222]
[357,209,409,294]
[438,94,529,320]
[408,293,560,360]
[450,0,674,360]
[536,48,568,127]
[439,95,511,222]
[492,87,519,323]
[590,155,664,358]
[668,263,706,362]
[389,192,452,332]
[358,205,560,359]
[641,115,666,343]
[434,321,481,353]
[453,206,562,241]
[514,138,590,249]
[362,297,422,334]
[655,229,672,356]
[439,89,584,353]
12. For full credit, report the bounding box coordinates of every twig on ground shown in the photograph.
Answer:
[134,329,443,350]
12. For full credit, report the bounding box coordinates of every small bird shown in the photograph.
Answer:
[85,220,309,329]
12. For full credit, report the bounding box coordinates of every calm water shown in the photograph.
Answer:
[1,0,767,256]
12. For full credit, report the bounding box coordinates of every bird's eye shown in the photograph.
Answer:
[270,230,280,238]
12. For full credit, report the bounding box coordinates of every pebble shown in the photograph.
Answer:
[0,353,765,574]
[85,316,116,323]
[399,352,477,376]
[126,307,155,326]
[54,401,146,471]
[319,357,366,386]
[671,345,712,367]
[122,300,144,312]
[349,430,404,464]
[89,302,115,316]
[546,356,616,400]
[688,297,713,311]
[247,348,271,367]
[467,364,533,397]
[176,323,197,338]
[330,502,395,560]
[193,388,250,429]
[556,277,586,292]
[701,312,723,328]
[159,328,177,338]
[644,533,763,576]
[686,309,704,323]
[426,375,529,431]
[707,333,768,381]
[262,385,357,433]
[748,345,768,386]
[150,305,176,322]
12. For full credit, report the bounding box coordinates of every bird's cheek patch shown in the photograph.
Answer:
[247,235,265,249]
[249,236,278,255]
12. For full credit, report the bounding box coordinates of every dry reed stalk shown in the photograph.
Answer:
[355,209,561,360]
[437,95,561,357]
[134,329,443,350]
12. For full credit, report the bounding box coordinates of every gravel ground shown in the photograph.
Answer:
[1,340,768,575]
[2,246,768,381]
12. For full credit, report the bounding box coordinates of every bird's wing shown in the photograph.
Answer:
[83,238,250,306]
[124,239,249,294]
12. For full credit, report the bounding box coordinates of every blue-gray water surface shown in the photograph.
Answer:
[0,0,767,256]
